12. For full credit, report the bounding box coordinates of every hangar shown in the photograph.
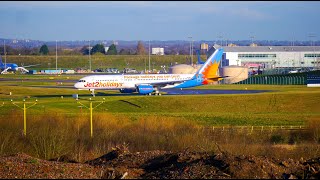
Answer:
[215,45,320,70]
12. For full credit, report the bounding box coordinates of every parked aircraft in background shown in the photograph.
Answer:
[196,50,206,64]
[74,48,224,96]
[0,55,40,74]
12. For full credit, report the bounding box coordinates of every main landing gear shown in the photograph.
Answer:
[90,89,95,97]
[145,88,161,96]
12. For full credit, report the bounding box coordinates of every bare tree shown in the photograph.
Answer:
[136,41,146,55]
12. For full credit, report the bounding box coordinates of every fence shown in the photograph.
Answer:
[234,75,306,85]
[208,125,306,133]
[232,70,320,85]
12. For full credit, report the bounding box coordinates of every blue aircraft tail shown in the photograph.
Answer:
[0,55,3,66]
[195,48,224,81]
[196,50,205,64]
[174,48,224,88]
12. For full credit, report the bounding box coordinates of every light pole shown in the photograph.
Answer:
[308,33,316,68]
[56,40,58,72]
[217,33,223,46]
[89,40,92,72]
[188,36,192,65]
[149,40,151,72]
[144,41,147,73]
[11,99,38,137]
[250,34,255,45]
[191,40,194,66]
[76,98,105,138]
[3,40,6,69]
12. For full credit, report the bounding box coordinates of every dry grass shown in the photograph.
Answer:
[0,112,320,162]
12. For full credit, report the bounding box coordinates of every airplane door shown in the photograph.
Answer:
[197,75,202,83]
[90,76,95,82]
[120,75,125,87]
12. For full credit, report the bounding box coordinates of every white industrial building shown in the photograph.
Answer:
[152,47,164,55]
[104,47,109,53]
[214,45,320,70]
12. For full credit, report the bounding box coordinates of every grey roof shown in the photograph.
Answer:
[211,45,320,52]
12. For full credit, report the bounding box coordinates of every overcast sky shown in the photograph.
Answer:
[0,1,319,41]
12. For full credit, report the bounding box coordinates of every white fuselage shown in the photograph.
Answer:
[74,74,194,90]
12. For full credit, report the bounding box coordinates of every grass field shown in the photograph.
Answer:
[3,54,197,71]
[0,74,320,161]
[0,75,319,126]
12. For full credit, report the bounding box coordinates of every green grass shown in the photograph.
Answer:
[4,54,196,71]
[0,74,84,80]
[0,77,319,126]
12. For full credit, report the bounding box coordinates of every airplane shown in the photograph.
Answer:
[0,55,40,74]
[196,49,206,64]
[74,48,224,96]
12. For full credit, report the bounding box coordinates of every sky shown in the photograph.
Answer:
[0,1,319,41]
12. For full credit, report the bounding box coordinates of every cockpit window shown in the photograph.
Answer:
[78,80,86,82]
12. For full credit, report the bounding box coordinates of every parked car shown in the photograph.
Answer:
[289,68,302,74]
[111,68,120,73]
[94,68,103,72]
[123,68,139,74]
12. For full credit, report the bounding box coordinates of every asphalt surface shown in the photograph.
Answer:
[161,88,273,95]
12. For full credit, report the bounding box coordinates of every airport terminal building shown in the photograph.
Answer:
[215,45,320,70]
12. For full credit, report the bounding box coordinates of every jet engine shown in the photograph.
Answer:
[137,85,154,95]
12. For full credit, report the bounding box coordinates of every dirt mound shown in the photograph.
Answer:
[0,153,102,179]
[1,149,320,179]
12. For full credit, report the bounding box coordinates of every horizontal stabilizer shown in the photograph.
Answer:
[1,67,11,74]
[17,67,29,73]
[23,64,41,68]
[207,76,229,81]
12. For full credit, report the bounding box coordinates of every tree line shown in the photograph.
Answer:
[0,41,181,56]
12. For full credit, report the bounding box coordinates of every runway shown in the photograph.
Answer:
[160,88,273,95]
[6,84,273,96]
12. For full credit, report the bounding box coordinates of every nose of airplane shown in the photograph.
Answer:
[74,82,81,89]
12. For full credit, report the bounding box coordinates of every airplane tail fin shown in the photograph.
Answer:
[0,55,3,65]
[196,50,205,64]
[196,48,223,78]
[173,48,224,89]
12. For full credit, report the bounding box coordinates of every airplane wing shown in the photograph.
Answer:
[22,64,41,68]
[135,79,188,88]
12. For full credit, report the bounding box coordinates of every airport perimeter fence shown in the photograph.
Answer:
[234,75,306,85]
[233,70,320,85]
[208,125,307,133]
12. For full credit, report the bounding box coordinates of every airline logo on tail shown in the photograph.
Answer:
[174,48,224,89]
[196,48,224,84]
